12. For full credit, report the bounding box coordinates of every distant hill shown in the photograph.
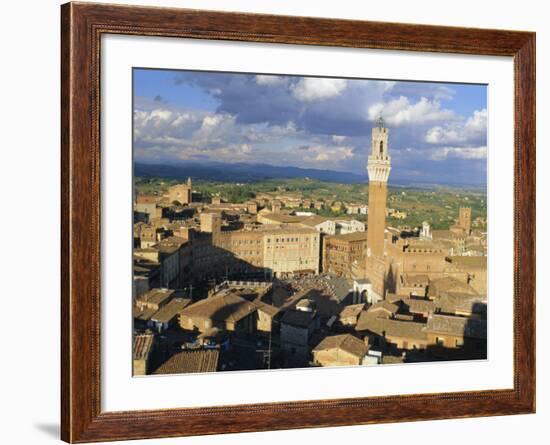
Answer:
[134,162,366,184]
[134,161,486,191]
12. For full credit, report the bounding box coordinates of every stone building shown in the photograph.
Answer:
[166,177,192,205]
[338,303,365,326]
[346,204,368,215]
[149,297,191,332]
[135,195,159,216]
[323,232,368,278]
[133,333,156,376]
[458,207,472,234]
[280,309,319,365]
[138,225,165,248]
[179,291,258,333]
[134,242,182,289]
[254,301,280,333]
[312,334,368,367]
[200,211,222,235]
[425,313,486,353]
[262,225,321,278]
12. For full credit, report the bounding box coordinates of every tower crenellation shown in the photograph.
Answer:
[367,116,391,183]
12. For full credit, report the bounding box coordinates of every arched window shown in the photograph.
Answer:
[379,140,384,154]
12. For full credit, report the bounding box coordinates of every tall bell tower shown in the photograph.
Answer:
[366,116,391,259]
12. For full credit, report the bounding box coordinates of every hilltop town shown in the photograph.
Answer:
[133,119,488,375]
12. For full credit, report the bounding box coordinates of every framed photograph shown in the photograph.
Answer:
[61,2,535,442]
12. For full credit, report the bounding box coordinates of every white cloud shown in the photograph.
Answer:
[134,107,303,164]
[291,78,347,102]
[332,135,347,143]
[429,146,487,161]
[465,108,487,133]
[302,144,354,164]
[382,81,397,92]
[425,108,487,145]
[368,96,457,126]
[255,75,288,86]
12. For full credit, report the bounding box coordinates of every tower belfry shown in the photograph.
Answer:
[366,115,391,259]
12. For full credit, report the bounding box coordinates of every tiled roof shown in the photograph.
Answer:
[325,232,368,242]
[356,312,427,341]
[259,224,319,235]
[381,319,427,340]
[401,274,430,286]
[159,236,189,246]
[254,301,280,317]
[137,288,174,306]
[339,304,365,319]
[326,276,354,302]
[448,256,487,269]
[313,334,367,358]
[281,309,316,328]
[298,215,332,226]
[151,298,191,323]
[426,314,487,339]
[399,298,436,314]
[180,292,257,323]
[436,293,487,316]
[136,195,158,204]
[133,306,157,321]
[368,300,399,315]
[153,349,219,374]
[427,276,478,298]
[261,213,304,224]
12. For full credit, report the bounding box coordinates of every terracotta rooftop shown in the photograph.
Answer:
[426,314,487,339]
[136,195,158,204]
[150,298,191,324]
[368,300,399,315]
[298,215,333,227]
[133,306,157,321]
[137,288,174,306]
[427,276,478,298]
[380,319,428,340]
[280,309,317,328]
[401,274,430,286]
[153,349,220,375]
[356,312,428,341]
[325,231,368,242]
[339,303,365,319]
[259,213,305,224]
[254,300,280,317]
[259,224,319,235]
[313,334,367,358]
[180,292,257,324]
[399,298,436,314]
[448,256,488,269]
[436,293,487,316]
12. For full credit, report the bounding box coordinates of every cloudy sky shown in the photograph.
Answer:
[133,69,487,185]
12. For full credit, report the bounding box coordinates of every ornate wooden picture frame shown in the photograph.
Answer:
[61,2,535,442]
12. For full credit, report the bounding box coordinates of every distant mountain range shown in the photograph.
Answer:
[135,161,365,183]
[134,161,486,191]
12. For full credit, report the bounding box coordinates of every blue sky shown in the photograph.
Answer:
[133,68,487,185]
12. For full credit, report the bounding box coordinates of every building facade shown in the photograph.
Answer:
[166,177,192,205]
[323,232,368,278]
